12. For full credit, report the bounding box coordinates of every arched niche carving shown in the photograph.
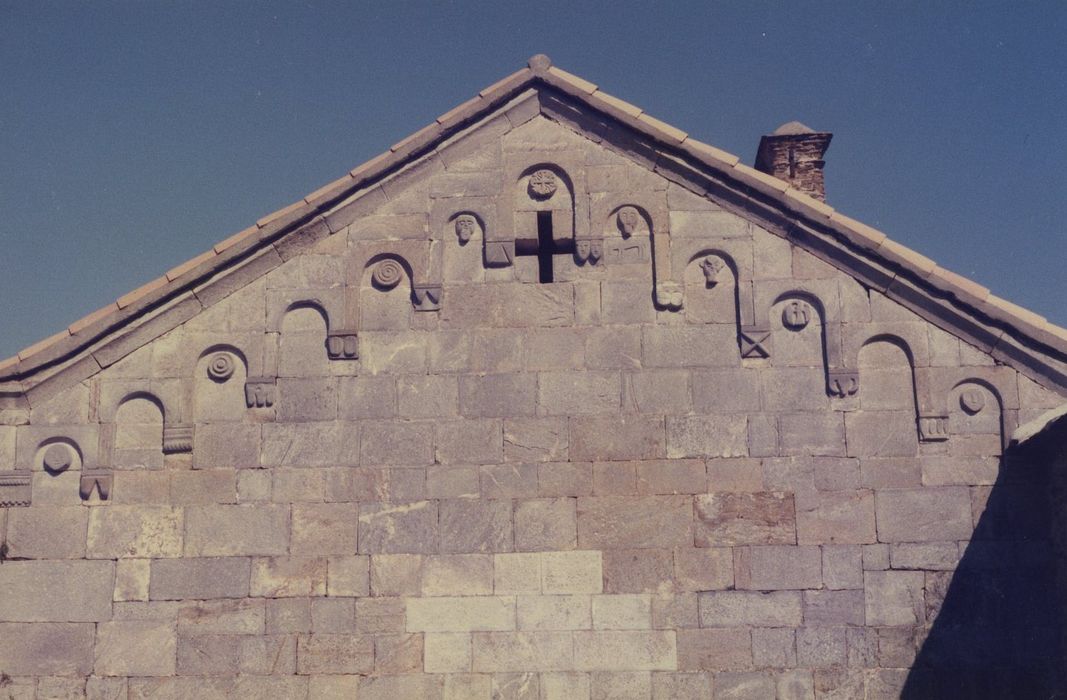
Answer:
[112,393,165,469]
[949,378,1006,455]
[857,338,921,454]
[599,204,654,267]
[683,251,737,325]
[278,303,333,375]
[769,291,827,368]
[193,344,249,423]
[360,254,416,330]
[513,163,577,244]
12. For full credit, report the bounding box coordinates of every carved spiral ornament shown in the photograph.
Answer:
[207,353,235,383]
[372,259,404,289]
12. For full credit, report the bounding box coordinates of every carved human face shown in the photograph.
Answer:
[455,215,477,243]
[575,240,591,261]
[617,207,640,236]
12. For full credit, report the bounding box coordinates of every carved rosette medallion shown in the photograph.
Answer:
[960,389,985,415]
[617,207,640,236]
[528,169,558,200]
[454,215,477,244]
[782,301,812,331]
[700,257,724,287]
[42,444,72,473]
[372,259,404,290]
[207,353,235,383]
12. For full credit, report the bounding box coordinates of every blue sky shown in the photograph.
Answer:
[1,1,1065,358]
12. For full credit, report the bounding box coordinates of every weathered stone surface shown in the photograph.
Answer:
[694,492,796,546]
[94,621,176,676]
[677,628,753,671]
[666,415,748,458]
[184,505,290,556]
[795,490,877,545]
[515,497,576,551]
[473,631,574,671]
[291,502,359,555]
[735,545,822,590]
[0,561,114,622]
[150,557,251,600]
[251,556,327,597]
[87,506,183,559]
[359,500,439,553]
[0,623,95,675]
[569,415,665,460]
[296,634,374,674]
[6,506,87,558]
[874,487,973,542]
[421,554,493,596]
[440,498,513,553]
[698,591,804,627]
[542,550,603,594]
[864,570,925,626]
[577,495,693,549]
[603,549,674,594]
[573,630,677,671]
[503,417,568,462]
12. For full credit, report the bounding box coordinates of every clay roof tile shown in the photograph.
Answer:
[17,328,71,362]
[116,275,169,310]
[547,66,597,95]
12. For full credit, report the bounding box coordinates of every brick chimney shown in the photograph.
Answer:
[755,122,832,201]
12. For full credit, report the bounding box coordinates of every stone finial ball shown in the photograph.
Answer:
[528,54,552,72]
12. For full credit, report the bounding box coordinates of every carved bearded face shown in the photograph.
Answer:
[455,215,477,243]
[617,207,640,236]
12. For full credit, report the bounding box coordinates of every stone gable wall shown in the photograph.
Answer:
[0,108,1064,699]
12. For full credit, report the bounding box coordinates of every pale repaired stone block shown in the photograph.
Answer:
[592,594,651,630]
[94,621,176,676]
[541,672,590,700]
[425,632,472,673]
[517,594,591,631]
[87,506,183,559]
[406,596,516,632]
[574,630,677,671]
[0,560,114,622]
[251,557,327,597]
[422,554,494,596]
[495,553,541,594]
[308,675,361,700]
[472,631,574,672]
[542,550,603,594]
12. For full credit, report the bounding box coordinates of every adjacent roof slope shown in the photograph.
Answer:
[3,53,1066,407]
